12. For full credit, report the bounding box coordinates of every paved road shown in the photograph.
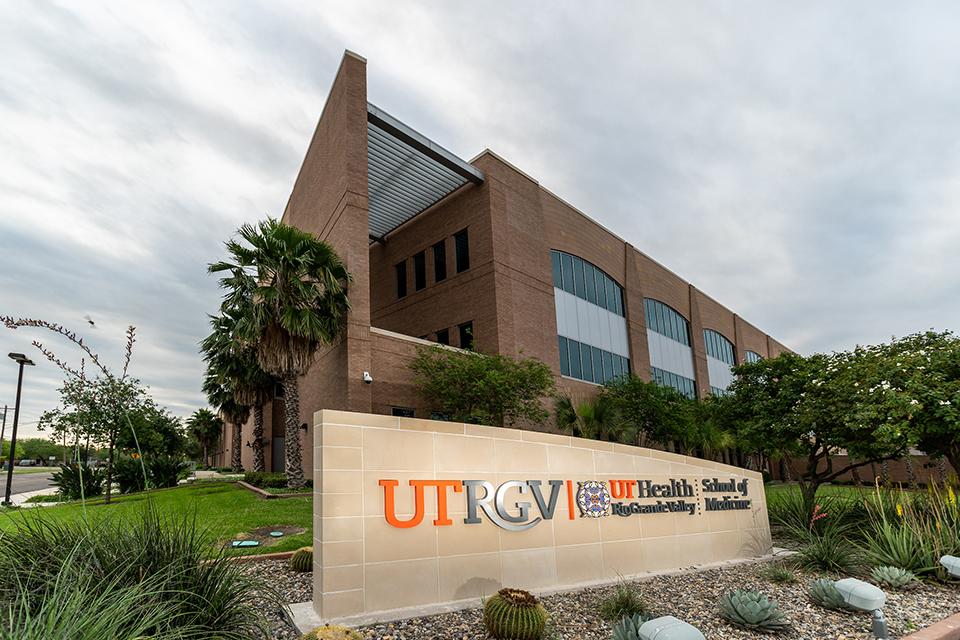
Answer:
[1,470,55,496]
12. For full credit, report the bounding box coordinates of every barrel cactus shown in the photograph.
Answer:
[871,566,915,589]
[719,588,790,633]
[300,625,362,640]
[483,588,547,640]
[612,612,656,640]
[290,546,313,572]
[806,578,852,611]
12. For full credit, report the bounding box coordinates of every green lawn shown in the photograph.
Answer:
[0,483,313,556]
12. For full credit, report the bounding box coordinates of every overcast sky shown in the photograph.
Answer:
[3,1,960,440]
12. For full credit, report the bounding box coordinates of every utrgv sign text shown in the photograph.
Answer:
[380,477,752,532]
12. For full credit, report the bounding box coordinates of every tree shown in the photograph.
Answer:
[600,374,696,449]
[853,330,960,475]
[724,351,911,510]
[202,369,249,472]
[16,438,61,463]
[555,395,632,442]
[209,218,350,488]
[200,308,276,473]
[409,345,556,426]
[186,408,223,469]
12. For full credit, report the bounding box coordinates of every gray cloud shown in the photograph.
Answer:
[4,0,960,439]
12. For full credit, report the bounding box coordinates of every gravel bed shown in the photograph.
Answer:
[244,559,960,640]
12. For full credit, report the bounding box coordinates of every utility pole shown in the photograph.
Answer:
[1,405,7,467]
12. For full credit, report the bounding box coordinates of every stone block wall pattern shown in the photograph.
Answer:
[312,409,770,621]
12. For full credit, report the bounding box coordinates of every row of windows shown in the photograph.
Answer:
[710,386,732,397]
[558,336,631,385]
[397,228,469,299]
[551,251,625,317]
[420,322,473,350]
[745,350,763,363]
[391,407,450,421]
[651,367,696,399]
[704,329,736,366]
[644,299,690,346]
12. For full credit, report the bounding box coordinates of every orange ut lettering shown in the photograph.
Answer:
[380,480,463,528]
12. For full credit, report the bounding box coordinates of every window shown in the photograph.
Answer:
[550,250,625,317]
[396,262,407,299]
[433,241,447,282]
[558,336,570,377]
[436,328,449,346]
[644,299,690,346]
[458,322,473,349]
[651,366,696,399]
[274,383,285,398]
[455,228,470,273]
[414,251,426,291]
[745,350,763,363]
[391,407,415,418]
[704,329,735,365]
[430,411,451,421]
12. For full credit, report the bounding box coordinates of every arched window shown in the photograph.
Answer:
[703,329,736,392]
[552,250,629,385]
[644,299,696,397]
[745,350,763,363]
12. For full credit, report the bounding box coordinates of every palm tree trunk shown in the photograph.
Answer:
[881,460,890,487]
[203,444,209,469]
[282,373,306,489]
[231,422,242,472]
[252,405,265,473]
[906,455,919,490]
[850,457,863,487]
[939,457,948,485]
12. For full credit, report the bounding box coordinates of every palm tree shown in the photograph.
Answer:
[200,308,276,472]
[186,408,223,469]
[555,395,633,443]
[209,218,350,488]
[202,369,250,472]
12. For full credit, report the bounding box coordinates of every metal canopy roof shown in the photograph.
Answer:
[367,103,483,243]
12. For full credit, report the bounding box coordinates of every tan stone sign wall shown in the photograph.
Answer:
[312,410,770,620]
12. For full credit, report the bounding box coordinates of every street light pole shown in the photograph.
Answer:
[4,353,35,506]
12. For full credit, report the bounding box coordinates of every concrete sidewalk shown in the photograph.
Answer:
[3,486,59,507]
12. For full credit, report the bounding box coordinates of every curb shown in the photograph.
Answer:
[901,612,960,640]
[236,481,311,500]
[223,550,296,563]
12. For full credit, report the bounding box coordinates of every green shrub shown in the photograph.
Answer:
[146,456,188,489]
[3,556,181,640]
[599,578,648,620]
[50,464,106,500]
[243,471,312,490]
[760,561,797,583]
[0,503,281,639]
[113,456,148,494]
[243,471,288,488]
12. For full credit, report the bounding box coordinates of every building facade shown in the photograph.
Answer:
[214,51,790,472]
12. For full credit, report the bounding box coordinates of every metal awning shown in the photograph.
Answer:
[367,103,483,243]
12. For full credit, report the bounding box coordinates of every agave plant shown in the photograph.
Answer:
[611,612,656,640]
[871,566,916,589]
[719,589,790,633]
[806,579,853,611]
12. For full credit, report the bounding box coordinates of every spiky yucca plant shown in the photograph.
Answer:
[612,612,656,640]
[300,625,362,640]
[806,579,853,611]
[483,588,547,640]
[871,566,915,589]
[719,589,790,633]
[290,546,313,572]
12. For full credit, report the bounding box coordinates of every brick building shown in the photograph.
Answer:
[213,51,791,472]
